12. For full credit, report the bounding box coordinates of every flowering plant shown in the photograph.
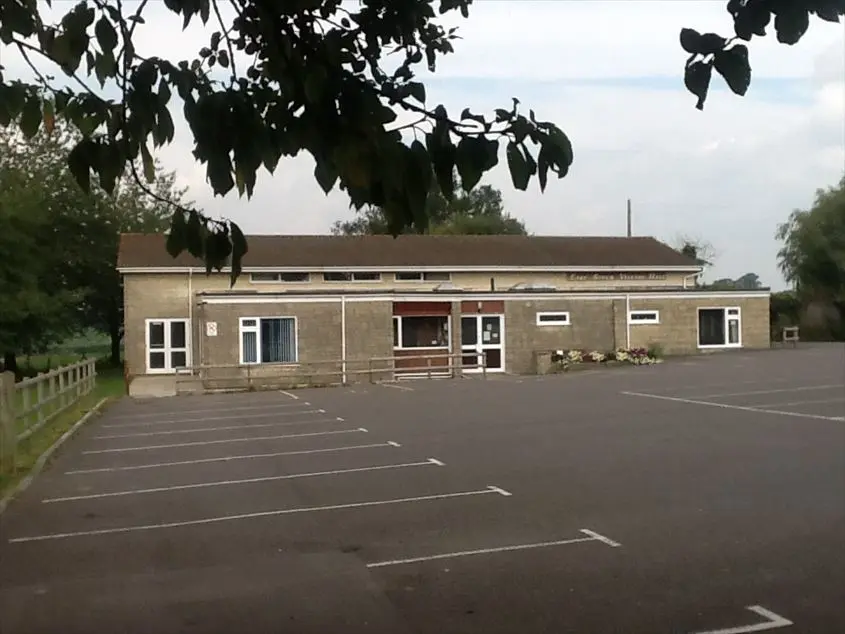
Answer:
[551,346,662,372]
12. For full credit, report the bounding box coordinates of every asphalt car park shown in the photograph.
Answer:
[1,344,843,633]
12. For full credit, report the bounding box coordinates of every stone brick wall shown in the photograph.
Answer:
[343,300,393,381]
[504,299,617,373]
[123,273,193,380]
[627,296,771,353]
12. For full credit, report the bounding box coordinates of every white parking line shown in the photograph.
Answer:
[102,409,324,428]
[746,397,845,409]
[365,528,621,568]
[9,486,511,543]
[689,384,841,399]
[622,391,842,422]
[65,441,402,474]
[690,605,793,633]
[280,390,299,400]
[93,417,341,439]
[382,383,414,391]
[45,459,446,503]
[81,428,368,454]
[107,402,310,422]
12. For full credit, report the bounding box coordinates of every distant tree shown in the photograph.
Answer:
[332,178,527,236]
[776,175,845,336]
[708,272,763,290]
[0,0,838,276]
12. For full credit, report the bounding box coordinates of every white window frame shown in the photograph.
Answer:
[394,272,452,282]
[239,316,299,365]
[628,310,660,325]
[393,315,451,350]
[536,311,571,326]
[697,306,742,349]
[145,318,190,374]
[249,272,310,283]
[323,271,382,282]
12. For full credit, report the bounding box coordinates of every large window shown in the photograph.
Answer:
[240,317,298,364]
[146,319,189,373]
[393,316,450,349]
[698,307,741,348]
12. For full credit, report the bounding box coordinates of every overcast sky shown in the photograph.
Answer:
[2,1,843,288]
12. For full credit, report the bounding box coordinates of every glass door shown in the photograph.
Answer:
[461,315,505,372]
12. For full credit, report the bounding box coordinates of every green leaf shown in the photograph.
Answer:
[166,210,188,257]
[186,211,205,258]
[713,44,751,96]
[67,139,93,193]
[140,143,156,183]
[455,136,499,192]
[460,107,486,127]
[229,222,248,287]
[774,5,810,45]
[406,140,432,231]
[19,95,42,138]
[684,60,713,110]
[506,142,530,191]
[537,146,550,193]
[314,158,338,194]
[407,81,426,104]
[679,28,703,54]
[95,15,118,54]
[205,229,232,273]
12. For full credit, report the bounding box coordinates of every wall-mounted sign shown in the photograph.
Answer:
[566,272,668,281]
[205,321,218,337]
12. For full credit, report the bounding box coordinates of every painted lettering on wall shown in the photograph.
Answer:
[566,272,668,281]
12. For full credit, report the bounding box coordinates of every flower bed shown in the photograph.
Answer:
[549,347,662,372]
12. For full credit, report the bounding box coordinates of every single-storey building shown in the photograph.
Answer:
[117,233,771,396]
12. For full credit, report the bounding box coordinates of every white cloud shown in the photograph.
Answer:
[1,1,843,289]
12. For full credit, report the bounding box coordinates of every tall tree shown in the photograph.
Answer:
[0,0,838,276]
[776,175,845,332]
[0,130,82,374]
[332,180,527,236]
[0,123,182,369]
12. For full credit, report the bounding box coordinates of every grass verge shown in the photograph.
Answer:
[0,366,125,500]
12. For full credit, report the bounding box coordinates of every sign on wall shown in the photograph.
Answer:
[205,321,218,337]
[566,272,667,281]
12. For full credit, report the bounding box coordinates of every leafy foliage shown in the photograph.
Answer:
[0,0,574,282]
[708,272,764,290]
[776,175,845,302]
[0,122,179,368]
[681,1,843,110]
[332,176,527,236]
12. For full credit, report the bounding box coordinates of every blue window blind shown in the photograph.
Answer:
[241,318,296,364]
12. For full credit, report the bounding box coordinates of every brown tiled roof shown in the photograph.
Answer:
[117,233,700,269]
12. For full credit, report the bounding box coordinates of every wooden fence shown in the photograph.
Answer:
[175,352,488,393]
[0,359,97,475]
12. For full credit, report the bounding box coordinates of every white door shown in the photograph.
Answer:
[461,315,505,372]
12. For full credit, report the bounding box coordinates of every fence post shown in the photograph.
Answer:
[21,385,31,433]
[36,373,45,427]
[0,371,17,475]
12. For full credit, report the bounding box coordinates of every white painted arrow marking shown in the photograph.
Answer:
[691,605,793,634]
